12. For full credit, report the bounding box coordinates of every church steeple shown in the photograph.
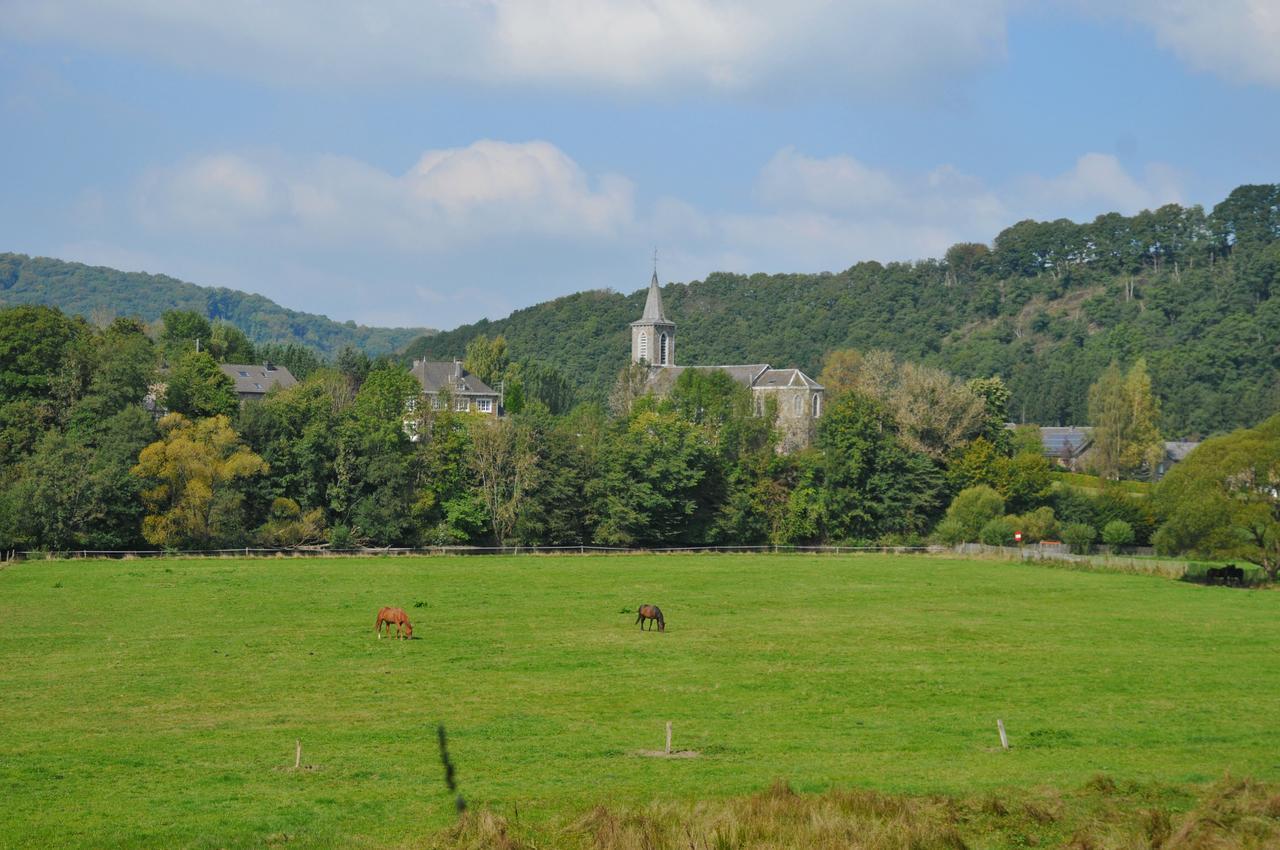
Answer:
[630,262,676,367]
[640,270,669,322]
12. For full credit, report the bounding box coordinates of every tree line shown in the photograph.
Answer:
[2,304,1275,580]
[407,183,1280,438]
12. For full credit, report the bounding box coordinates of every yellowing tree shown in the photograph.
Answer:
[131,413,267,548]
[1088,359,1163,480]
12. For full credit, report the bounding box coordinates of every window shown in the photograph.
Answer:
[794,395,803,415]
[253,383,263,390]
[659,332,668,365]
[455,398,469,411]
[812,393,821,418]
[477,398,493,413]
[430,395,443,410]
[238,371,250,377]
[638,333,648,361]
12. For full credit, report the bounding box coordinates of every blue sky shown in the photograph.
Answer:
[2,1,1279,330]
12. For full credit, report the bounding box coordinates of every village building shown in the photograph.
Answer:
[219,362,298,402]
[410,358,501,415]
[1022,424,1197,480]
[631,270,824,451]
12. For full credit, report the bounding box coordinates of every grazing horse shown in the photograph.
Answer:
[375,606,413,639]
[636,604,665,632]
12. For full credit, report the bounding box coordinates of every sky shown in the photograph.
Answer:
[2,1,1279,331]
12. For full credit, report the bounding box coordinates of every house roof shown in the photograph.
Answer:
[1163,441,1199,462]
[1037,426,1093,459]
[219,363,298,396]
[411,360,498,397]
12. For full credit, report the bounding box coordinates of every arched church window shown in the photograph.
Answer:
[659,333,668,365]
[812,393,821,418]
[794,394,803,415]
[638,333,648,362]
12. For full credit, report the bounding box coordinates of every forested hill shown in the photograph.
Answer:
[406,184,1280,438]
[0,253,431,356]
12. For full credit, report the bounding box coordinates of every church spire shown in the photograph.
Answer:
[640,265,668,323]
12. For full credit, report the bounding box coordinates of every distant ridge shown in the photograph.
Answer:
[0,253,432,356]
[405,184,1280,438]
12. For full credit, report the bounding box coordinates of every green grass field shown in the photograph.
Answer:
[1,553,1276,849]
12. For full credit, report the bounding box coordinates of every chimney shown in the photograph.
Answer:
[454,359,463,379]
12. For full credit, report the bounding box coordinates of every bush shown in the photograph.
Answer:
[932,518,967,546]
[945,485,1006,541]
[1012,506,1058,542]
[979,516,1015,546]
[328,524,355,551]
[1101,519,1135,553]
[1062,522,1097,555]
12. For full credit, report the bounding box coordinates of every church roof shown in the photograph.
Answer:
[632,271,672,325]
[645,364,823,393]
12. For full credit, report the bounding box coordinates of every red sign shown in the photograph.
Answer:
[1014,531,1023,542]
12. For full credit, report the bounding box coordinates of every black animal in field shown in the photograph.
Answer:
[1204,564,1246,587]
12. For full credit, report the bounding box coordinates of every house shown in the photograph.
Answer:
[631,269,824,451]
[1018,424,1199,479]
[410,359,501,415]
[219,362,298,402]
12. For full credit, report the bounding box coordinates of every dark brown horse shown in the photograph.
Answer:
[636,604,665,632]
[375,606,413,639]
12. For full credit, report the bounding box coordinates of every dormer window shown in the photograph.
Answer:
[238,371,250,377]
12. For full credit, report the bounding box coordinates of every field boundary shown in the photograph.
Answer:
[3,543,950,561]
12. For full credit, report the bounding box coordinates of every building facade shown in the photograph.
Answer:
[410,359,501,415]
[631,270,824,451]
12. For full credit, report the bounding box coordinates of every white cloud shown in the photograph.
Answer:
[75,140,1186,328]
[1018,153,1183,218]
[134,140,634,249]
[2,0,1010,95]
[1093,0,1280,87]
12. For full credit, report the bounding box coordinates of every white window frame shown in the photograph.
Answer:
[455,397,469,412]
[477,398,493,413]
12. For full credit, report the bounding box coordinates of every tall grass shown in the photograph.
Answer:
[433,776,1280,849]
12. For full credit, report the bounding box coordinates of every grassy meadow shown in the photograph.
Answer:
[1,553,1277,849]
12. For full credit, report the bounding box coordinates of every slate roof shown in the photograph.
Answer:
[1163,441,1199,462]
[219,363,298,396]
[1036,426,1093,460]
[632,271,672,325]
[646,363,823,393]
[411,360,499,397]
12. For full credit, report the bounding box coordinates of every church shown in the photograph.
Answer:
[630,270,824,451]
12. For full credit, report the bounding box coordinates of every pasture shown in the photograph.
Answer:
[0,553,1277,849]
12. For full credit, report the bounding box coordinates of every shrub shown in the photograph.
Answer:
[1011,506,1058,542]
[945,485,1006,541]
[1062,522,1097,555]
[979,516,1015,546]
[932,518,967,546]
[1101,519,1135,553]
[328,524,355,550]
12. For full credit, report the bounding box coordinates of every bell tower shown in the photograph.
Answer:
[630,262,675,367]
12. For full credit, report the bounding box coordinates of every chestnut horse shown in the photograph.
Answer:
[635,604,665,632]
[375,606,413,639]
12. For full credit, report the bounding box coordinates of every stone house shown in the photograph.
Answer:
[410,359,501,415]
[632,270,823,451]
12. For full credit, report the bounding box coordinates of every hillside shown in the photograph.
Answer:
[0,253,431,356]
[406,184,1280,438]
